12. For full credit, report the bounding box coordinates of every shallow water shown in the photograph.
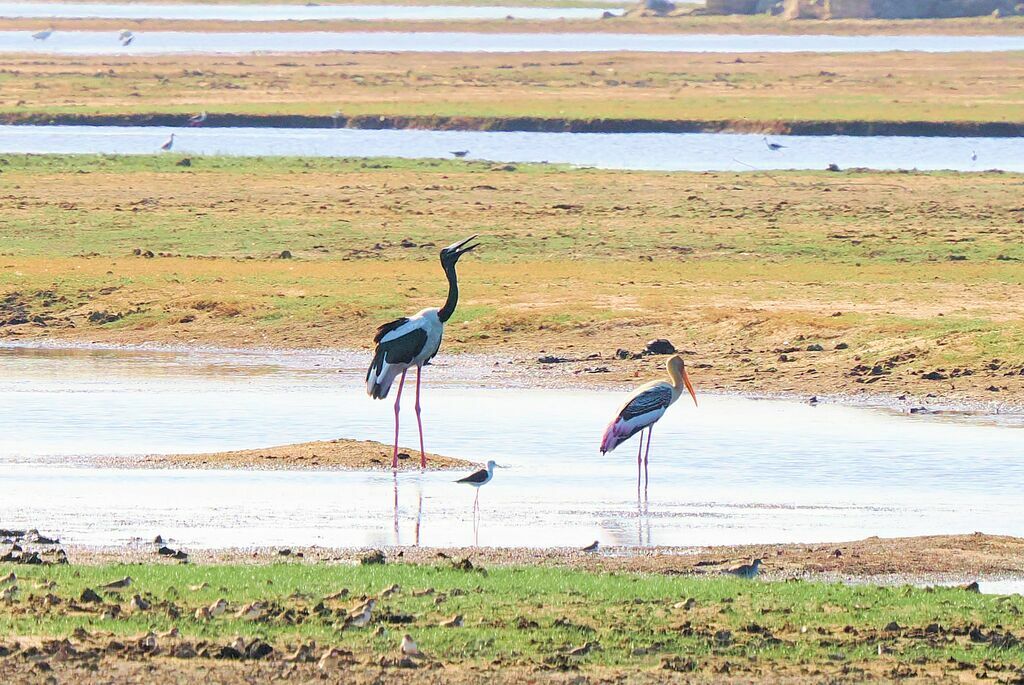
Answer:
[0,125,1017,171]
[0,2,621,21]
[1,345,1023,549]
[2,30,1024,54]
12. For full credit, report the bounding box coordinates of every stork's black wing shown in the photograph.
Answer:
[618,384,672,422]
[373,317,409,343]
[366,321,430,399]
[456,469,488,484]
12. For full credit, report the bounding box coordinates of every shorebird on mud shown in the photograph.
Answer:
[726,558,763,579]
[366,235,480,469]
[600,354,697,495]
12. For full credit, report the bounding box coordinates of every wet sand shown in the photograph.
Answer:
[100,438,479,470]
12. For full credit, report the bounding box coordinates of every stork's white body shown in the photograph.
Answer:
[365,307,443,399]
[600,380,677,454]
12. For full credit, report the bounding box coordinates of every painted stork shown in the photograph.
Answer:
[188,111,208,126]
[600,354,697,489]
[366,234,480,469]
[456,460,500,512]
[160,133,175,151]
[32,28,54,41]
[763,137,786,151]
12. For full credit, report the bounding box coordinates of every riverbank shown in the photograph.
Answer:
[6,111,1024,137]
[102,439,479,470]
[1,534,1023,682]
[1,14,1022,34]
[1,155,1022,406]
[2,51,1020,131]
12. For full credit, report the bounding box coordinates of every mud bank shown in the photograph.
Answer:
[4,111,1024,136]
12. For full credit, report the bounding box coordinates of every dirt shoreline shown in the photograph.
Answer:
[1,15,1023,35]
[40,533,1024,583]
[97,438,479,470]
[5,111,1024,137]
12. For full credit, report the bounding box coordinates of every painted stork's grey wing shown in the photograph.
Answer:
[373,317,410,343]
[456,469,488,484]
[619,384,673,422]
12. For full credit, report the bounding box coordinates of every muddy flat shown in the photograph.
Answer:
[110,438,478,470]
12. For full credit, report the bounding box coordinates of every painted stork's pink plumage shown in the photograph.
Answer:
[366,235,480,469]
[601,354,697,490]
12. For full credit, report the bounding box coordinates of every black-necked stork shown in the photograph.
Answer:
[366,234,480,469]
[600,354,697,491]
[456,459,500,512]
[763,137,786,151]
[160,133,175,151]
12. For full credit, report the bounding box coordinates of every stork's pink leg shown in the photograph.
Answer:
[636,429,644,495]
[643,425,654,497]
[391,371,407,469]
[414,365,426,469]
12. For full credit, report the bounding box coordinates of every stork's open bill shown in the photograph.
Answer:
[456,459,501,512]
[367,235,480,469]
[600,354,698,492]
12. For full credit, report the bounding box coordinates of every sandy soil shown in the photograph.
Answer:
[49,533,1024,582]
[2,50,1022,129]
[98,438,478,470]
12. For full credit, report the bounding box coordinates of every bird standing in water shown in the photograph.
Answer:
[160,133,175,151]
[763,137,786,151]
[456,459,501,513]
[600,354,697,492]
[367,235,480,469]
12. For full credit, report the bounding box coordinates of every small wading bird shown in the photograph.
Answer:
[763,136,786,151]
[160,133,175,151]
[119,29,133,41]
[366,235,480,469]
[32,28,54,41]
[456,459,501,512]
[726,558,763,579]
[121,35,134,46]
[600,354,698,490]
[188,111,207,126]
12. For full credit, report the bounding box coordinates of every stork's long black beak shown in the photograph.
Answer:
[444,234,480,256]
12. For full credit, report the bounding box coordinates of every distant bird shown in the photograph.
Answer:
[566,641,599,658]
[763,136,786,151]
[100,576,132,590]
[600,354,697,488]
[160,133,175,151]
[440,614,463,628]
[366,234,480,469]
[581,540,600,553]
[400,634,422,657]
[207,598,228,617]
[456,460,501,512]
[450,150,469,158]
[188,111,207,127]
[971,150,978,162]
[726,558,763,579]
[119,29,133,41]
[343,598,376,629]
[121,35,134,46]
[32,28,54,41]
[331,109,342,128]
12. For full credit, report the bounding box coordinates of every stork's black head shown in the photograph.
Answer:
[440,234,480,269]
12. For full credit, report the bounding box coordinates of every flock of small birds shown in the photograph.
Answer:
[32,27,136,46]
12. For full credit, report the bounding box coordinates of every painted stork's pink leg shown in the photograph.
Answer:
[414,365,426,469]
[636,429,644,494]
[391,370,407,469]
[643,425,654,498]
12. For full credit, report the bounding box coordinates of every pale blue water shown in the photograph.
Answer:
[2,30,1023,54]
[0,125,1016,171]
[1,345,1022,549]
[0,2,622,21]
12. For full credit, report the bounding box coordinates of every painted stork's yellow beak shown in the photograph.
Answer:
[683,365,698,407]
